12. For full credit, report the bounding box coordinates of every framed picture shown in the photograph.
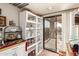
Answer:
[0,16,6,27]
[9,21,16,26]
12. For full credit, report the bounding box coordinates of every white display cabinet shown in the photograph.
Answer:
[20,11,43,56]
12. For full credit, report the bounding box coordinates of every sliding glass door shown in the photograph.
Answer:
[43,15,62,52]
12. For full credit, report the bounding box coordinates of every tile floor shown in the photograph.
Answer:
[39,50,59,56]
[45,39,56,51]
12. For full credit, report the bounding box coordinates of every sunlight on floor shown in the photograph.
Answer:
[38,50,59,56]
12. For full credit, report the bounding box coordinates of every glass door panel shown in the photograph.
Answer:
[44,15,62,52]
[44,17,57,52]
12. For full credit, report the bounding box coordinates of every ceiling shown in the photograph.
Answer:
[11,3,79,16]
[24,3,79,16]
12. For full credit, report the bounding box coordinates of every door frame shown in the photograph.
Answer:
[43,15,62,53]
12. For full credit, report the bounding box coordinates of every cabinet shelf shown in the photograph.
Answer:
[25,36,36,39]
[36,49,43,56]
[26,20,36,24]
[27,43,36,49]
[26,28,36,30]
[37,28,43,30]
[37,23,43,24]
[37,41,41,44]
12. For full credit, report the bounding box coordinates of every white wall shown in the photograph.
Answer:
[0,3,19,26]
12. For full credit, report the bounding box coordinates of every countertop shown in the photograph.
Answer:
[0,39,26,52]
